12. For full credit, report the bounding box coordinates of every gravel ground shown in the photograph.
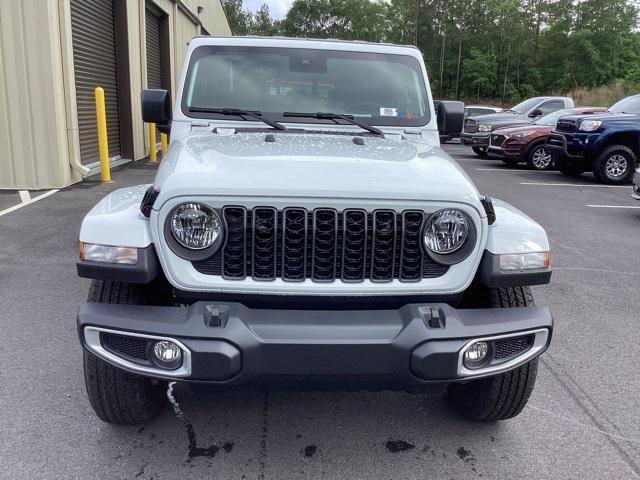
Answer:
[1,144,639,480]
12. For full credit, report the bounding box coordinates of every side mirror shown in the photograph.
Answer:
[435,100,465,136]
[529,108,543,118]
[142,89,171,131]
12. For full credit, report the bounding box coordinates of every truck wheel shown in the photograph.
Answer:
[472,147,488,157]
[526,143,554,170]
[447,286,539,421]
[556,157,585,176]
[83,280,167,424]
[592,145,636,184]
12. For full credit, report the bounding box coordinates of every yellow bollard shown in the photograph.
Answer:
[94,87,110,182]
[148,123,157,163]
[160,133,168,157]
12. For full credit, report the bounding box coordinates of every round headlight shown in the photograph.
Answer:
[423,209,469,254]
[170,203,222,250]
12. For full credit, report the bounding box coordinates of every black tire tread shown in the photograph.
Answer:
[447,286,539,422]
[83,280,166,425]
[592,144,636,184]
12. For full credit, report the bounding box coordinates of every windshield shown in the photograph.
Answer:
[534,109,573,126]
[508,98,540,114]
[182,46,429,127]
[608,96,640,114]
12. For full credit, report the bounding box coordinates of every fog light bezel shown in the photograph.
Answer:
[457,328,550,378]
[84,326,191,378]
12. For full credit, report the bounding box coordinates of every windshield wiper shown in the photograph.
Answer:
[283,111,383,136]
[188,107,286,130]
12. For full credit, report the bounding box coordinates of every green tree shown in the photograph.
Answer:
[463,48,497,98]
[222,0,252,35]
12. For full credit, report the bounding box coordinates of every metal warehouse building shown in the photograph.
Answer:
[0,0,230,189]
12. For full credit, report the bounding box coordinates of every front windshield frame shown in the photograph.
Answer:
[608,96,640,115]
[508,98,540,114]
[180,45,431,128]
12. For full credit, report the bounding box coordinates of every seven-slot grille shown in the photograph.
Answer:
[192,207,450,283]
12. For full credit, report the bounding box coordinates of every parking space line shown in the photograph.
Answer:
[18,190,31,202]
[520,182,629,188]
[475,168,556,173]
[586,204,640,209]
[0,189,59,217]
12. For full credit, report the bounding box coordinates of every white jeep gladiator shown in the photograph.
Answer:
[77,36,553,425]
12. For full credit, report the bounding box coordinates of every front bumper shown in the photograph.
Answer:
[461,132,490,147]
[78,301,553,389]
[546,132,594,159]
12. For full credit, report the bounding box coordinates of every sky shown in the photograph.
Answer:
[243,0,294,19]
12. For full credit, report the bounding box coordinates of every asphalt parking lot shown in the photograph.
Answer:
[2,143,639,480]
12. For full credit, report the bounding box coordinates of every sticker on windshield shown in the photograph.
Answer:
[380,107,398,117]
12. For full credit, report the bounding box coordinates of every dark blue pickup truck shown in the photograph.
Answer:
[546,95,640,184]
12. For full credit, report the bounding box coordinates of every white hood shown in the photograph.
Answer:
[154,131,482,209]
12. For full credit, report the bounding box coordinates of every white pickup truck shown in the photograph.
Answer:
[77,36,553,425]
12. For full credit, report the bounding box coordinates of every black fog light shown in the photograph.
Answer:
[463,341,491,369]
[152,340,183,370]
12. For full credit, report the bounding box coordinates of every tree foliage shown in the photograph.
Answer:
[223,0,640,102]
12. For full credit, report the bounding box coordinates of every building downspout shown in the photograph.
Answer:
[57,0,90,177]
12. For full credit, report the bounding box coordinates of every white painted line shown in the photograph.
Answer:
[475,168,556,173]
[520,182,629,188]
[18,190,31,202]
[586,204,640,209]
[0,189,59,217]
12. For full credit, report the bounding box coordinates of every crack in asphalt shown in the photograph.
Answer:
[166,382,234,460]
[542,356,640,477]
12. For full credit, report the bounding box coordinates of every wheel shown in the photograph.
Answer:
[526,143,554,170]
[448,286,540,421]
[472,146,488,157]
[501,158,520,167]
[83,280,167,425]
[592,145,636,184]
[556,157,585,176]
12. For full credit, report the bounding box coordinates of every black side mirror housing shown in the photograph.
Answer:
[142,89,171,130]
[435,100,465,136]
[529,108,543,118]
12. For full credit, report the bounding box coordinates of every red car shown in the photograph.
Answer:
[488,107,607,170]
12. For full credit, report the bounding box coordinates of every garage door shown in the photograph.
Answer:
[146,3,168,143]
[70,0,121,165]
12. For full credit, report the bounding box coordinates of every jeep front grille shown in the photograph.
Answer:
[192,207,449,283]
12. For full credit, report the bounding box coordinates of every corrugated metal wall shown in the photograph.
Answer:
[0,0,230,189]
[0,0,74,189]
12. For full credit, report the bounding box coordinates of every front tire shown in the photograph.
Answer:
[472,146,488,157]
[592,145,636,184]
[526,143,554,170]
[83,280,167,425]
[448,286,539,421]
